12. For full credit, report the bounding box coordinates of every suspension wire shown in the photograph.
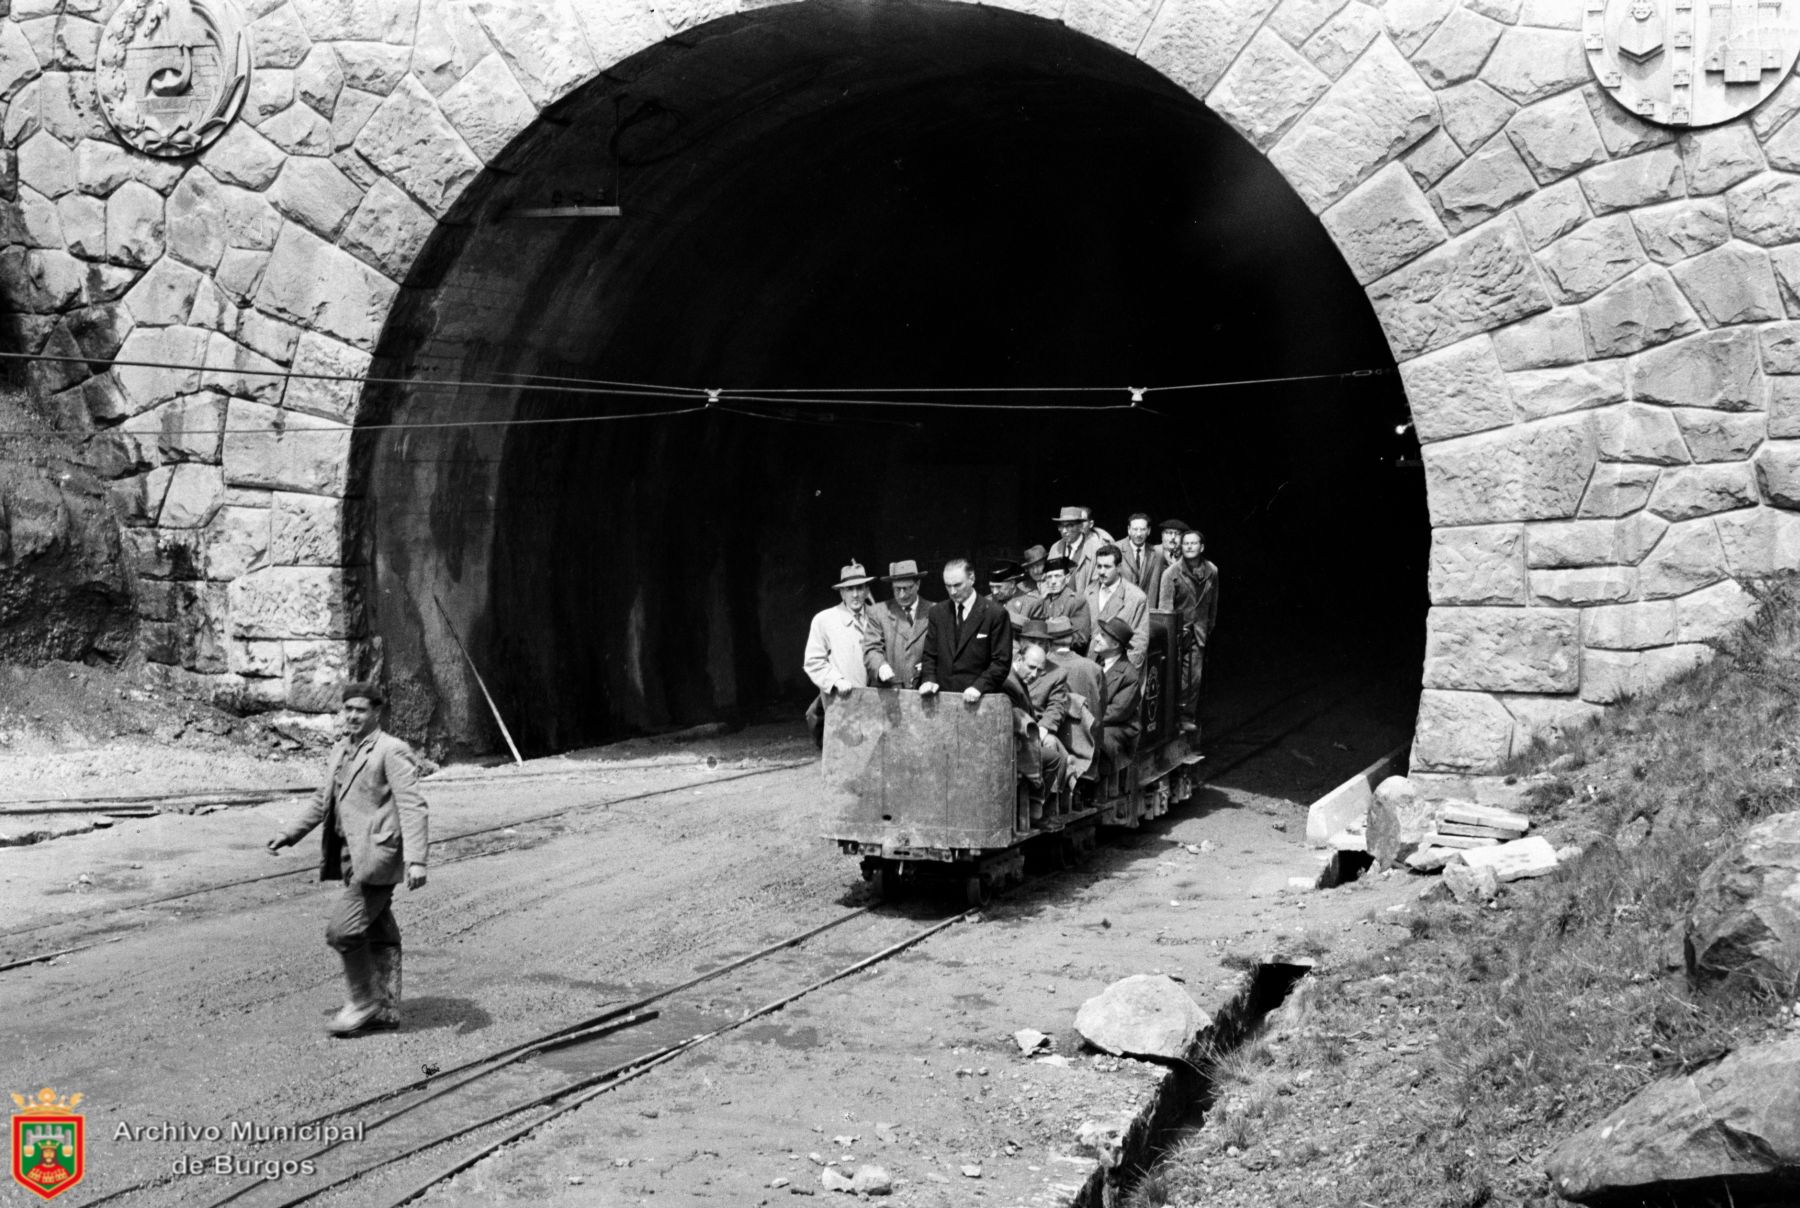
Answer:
[0,345,1396,439]
[0,348,707,402]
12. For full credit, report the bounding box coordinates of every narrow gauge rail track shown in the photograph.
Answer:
[0,761,813,954]
[83,907,973,1208]
[0,752,794,813]
[45,677,1372,1206]
[3,678,1360,965]
[203,682,1363,1207]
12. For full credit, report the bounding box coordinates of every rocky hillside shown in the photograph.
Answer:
[0,381,138,664]
[1131,579,1800,1208]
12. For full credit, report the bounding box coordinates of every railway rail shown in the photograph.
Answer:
[83,906,971,1208]
[0,750,791,814]
[2,678,1357,968]
[30,674,1375,1206]
[0,760,813,956]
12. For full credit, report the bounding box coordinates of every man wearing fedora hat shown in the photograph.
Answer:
[1038,555,1092,654]
[1049,506,1113,595]
[803,560,878,748]
[1092,617,1142,766]
[1020,544,1049,596]
[866,559,933,690]
[1043,617,1101,730]
[268,681,428,1035]
[988,559,1046,632]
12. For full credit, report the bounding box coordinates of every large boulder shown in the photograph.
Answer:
[1074,974,1210,1060]
[1687,811,1800,990]
[1367,776,1434,868]
[1544,1038,1800,1203]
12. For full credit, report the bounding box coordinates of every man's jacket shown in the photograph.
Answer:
[284,730,429,885]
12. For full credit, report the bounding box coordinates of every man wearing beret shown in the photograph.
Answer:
[269,682,429,1035]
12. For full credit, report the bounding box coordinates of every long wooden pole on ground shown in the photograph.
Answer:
[432,594,524,766]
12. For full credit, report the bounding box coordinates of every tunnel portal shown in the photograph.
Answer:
[360,0,1426,756]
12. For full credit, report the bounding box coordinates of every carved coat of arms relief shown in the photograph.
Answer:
[96,0,253,157]
[1587,0,1800,127]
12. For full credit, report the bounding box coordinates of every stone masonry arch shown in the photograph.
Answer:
[5,0,1799,769]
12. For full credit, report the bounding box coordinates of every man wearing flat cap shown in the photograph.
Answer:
[269,681,428,1035]
[1151,519,1188,611]
[865,559,933,690]
[804,560,879,746]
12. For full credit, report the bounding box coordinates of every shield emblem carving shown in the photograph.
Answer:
[97,0,251,157]
[1618,0,1665,60]
[1590,0,1800,126]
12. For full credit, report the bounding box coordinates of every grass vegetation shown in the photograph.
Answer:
[1128,579,1800,1208]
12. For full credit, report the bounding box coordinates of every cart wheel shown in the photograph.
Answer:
[963,874,989,908]
[873,862,906,903]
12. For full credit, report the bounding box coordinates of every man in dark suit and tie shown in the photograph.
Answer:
[918,557,1013,701]
[1118,513,1164,604]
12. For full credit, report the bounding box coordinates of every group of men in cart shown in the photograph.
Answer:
[803,506,1219,822]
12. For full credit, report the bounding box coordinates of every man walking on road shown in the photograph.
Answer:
[268,682,428,1036]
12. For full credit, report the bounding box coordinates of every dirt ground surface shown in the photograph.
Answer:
[1,673,1419,1208]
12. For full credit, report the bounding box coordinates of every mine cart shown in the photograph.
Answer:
[823,611,1205,905]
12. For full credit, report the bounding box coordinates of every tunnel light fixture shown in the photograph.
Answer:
[503,205,624,219]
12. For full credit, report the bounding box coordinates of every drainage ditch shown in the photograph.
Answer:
[1073,959,1315,1208]
[1317,848,1375,890]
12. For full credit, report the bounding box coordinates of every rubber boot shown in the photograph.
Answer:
[370,946,402,1030]
[327,948,383,1036]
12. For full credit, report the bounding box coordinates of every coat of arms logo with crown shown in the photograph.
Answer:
[10,1088,86,1201]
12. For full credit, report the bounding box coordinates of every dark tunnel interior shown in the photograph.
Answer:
[360,0,1428,757]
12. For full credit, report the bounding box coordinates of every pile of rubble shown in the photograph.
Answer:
[1313,774,1579,903]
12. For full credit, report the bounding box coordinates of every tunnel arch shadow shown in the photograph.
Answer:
[353,0,1427,759]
